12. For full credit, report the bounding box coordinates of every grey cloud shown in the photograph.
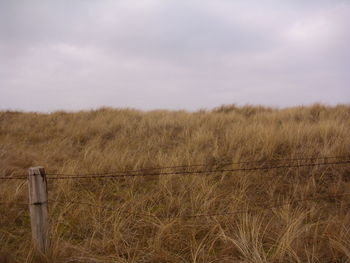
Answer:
[0,0,349,111]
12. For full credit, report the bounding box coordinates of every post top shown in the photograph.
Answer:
[29,166,44,170]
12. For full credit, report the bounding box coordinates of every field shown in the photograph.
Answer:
[0,104,350,263]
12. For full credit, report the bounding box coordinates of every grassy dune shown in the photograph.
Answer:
[0,104,350,263]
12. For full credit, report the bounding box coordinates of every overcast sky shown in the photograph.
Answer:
[0,0,349,112]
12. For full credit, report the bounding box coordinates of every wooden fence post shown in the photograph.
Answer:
[28,166,49,255]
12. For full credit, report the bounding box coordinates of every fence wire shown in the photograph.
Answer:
[44,192,350,219]
[3,192,348,219]
[45,160,350,180]
[1,155,349,180]
[46,155,350,177]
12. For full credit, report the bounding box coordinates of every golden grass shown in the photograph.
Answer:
[0,104,349,263]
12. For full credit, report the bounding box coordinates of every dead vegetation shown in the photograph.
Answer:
[0,104,349,262]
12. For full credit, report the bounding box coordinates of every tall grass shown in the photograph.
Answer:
[0,104,349,262]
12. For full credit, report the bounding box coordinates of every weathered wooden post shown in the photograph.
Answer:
[28,166,49,255]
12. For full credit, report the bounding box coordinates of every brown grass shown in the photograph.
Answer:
[0,103,349,263]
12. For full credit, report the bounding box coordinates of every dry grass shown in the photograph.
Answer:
[0,103,349,263]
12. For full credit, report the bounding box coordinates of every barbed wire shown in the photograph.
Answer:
[0,176,26,180]
[175,193,350,219]
[42,192,350,219]
[1,191,349,222]
[45,160,350,180]
[47,200,156,218]
[46,155,350,177]
[0,201,28,206]
[1,155,349,181]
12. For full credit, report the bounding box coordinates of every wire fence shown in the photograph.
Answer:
[1,192,349,219]
[1,155,349,180]
[46,159,350,180]
[0,155,349,218]
[45,155,350,176]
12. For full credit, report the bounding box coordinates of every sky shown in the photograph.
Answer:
[0,0,349,112]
